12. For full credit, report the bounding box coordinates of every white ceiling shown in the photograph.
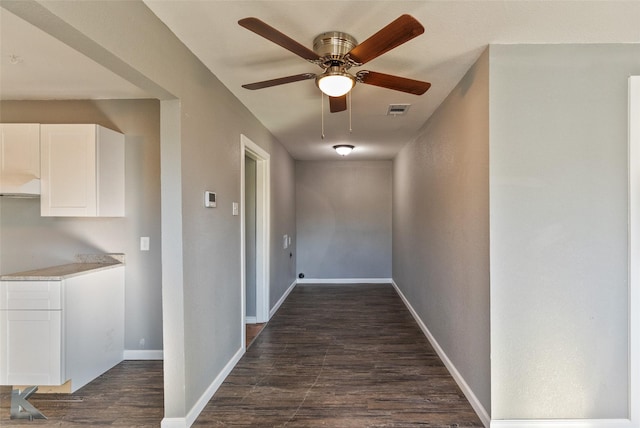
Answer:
[2,1,639,160]
[0,7,149,101]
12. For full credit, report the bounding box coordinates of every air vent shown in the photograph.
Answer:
[387,104,411,116]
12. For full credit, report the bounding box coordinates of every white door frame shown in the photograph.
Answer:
[629,76,639,424]
[240,134,270,334]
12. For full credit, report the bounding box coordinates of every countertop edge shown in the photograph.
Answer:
[0,256,125,281]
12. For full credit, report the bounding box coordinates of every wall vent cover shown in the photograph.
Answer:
[387,104,411,116]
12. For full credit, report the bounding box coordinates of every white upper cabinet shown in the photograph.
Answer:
[40,124,125,217]
[0,123,41,196]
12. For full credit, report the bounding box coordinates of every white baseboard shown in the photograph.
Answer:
[124,349,164,360]
[297,278,392,285]
[490,419,634,428]
[270,279,297,318]
[245,316,257,324]
[391,280,491,428]
[161,346,244,428]
[160,417,188,428]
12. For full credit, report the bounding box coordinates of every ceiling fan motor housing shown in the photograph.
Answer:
[313,31,358,67]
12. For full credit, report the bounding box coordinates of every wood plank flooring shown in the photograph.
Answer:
[246,323,266,348]
[0,360,164,427]
[0,284,484,427]
[194,284,483,427]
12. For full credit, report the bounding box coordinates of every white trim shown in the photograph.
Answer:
[123,350,164,360]
[160,346,244,428]
[490,420,634,428]
[391,280,491,427]
[628,76,640,427]
[245,316,257,324]
[240,134,271,325]
[270,279,297,318]
[160,417,187,428]
[296,278,393,285]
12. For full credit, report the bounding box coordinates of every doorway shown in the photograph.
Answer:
[240,134,270,348]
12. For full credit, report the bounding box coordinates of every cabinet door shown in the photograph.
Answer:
[0,309,63,386]
[0,124,40,195]
[41,124,97,216]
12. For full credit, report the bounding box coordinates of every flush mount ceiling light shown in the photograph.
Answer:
[333,144,355,156]
[316,67,356,97]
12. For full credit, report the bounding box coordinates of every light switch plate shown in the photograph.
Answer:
[232,202,239,216]
[140,237,150,251]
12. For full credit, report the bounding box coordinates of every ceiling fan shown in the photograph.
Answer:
[238,15,431,113]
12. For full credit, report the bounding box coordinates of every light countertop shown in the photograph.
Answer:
[0,254,124,281]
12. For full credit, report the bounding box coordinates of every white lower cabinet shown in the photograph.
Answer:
[0,266,124,392]
[0,308,63,386]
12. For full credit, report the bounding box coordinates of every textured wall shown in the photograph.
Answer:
[490,44,640,419]
[296,160,392,280]
[392,49,491,414]
[0,99,163,352]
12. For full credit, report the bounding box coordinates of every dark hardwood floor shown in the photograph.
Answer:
[246,323,266,348]
[0,284,483,427]
[194,284,483,427]
[0,360,164,427]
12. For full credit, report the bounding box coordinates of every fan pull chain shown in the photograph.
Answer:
[348,92,352,133]
[321,93,325,139]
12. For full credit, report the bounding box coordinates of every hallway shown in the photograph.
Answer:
[195,284,483,426]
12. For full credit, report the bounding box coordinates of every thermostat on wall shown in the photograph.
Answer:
[204,191,216,208]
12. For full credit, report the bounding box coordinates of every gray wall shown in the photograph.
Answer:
[3,1,297,422]
[0,99,163,352]
[269,140,297,307]
[245,155,256,318]
[392,49,491,414]
[296,160,392,280]
[489,44,640,419]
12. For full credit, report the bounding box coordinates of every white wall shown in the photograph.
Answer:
[2,1,297,424]
[490,44,640,419]
[0,99,163,353]
[296,160,392,280]
[392,49,491,417]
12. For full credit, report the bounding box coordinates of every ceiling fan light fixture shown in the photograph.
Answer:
[333,144,355,156]
[316,68,355,97]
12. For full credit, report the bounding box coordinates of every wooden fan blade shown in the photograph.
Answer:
[357,71,431,95]
[242,73,316,90]
[347,15,424,65]
[239,17,320,62]
[329,95,347,113]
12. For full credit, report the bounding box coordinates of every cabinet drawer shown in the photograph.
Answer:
[0,281,62,310]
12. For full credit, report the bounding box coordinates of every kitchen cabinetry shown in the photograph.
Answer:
[0,281,62,386]
[40,124,124,217]
[0,264,124,392]
[0,123,41,196]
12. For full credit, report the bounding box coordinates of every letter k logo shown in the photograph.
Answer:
[10,386,47,420]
